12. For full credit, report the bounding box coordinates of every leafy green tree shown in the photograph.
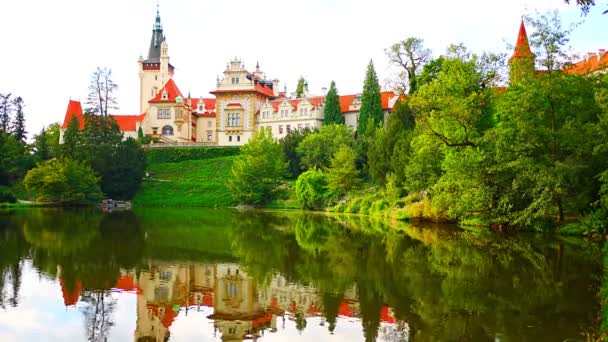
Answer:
[385,37,432,94]
[280,128,313,178]
[100,138,146,200]
[60,115,82,160]
[357,60,384,136]
[296,76,307,98]
[327,145,360,196]
[295,168,328,209]
[228,128,287,204]
[525,10,577,72]
[417,57,445,88]
[32,128,50,163]
[323,81,343,125]
[24,158,102,204]
[10,97,26,142]
[296,124,353,170]
[0,131,27,185]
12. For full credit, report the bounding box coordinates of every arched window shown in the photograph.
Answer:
[162,125,173,136]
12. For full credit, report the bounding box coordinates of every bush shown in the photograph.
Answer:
[24,158,102,204]
[295,169,328,209]
[145,146,240,164]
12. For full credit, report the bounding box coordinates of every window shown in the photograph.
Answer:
[155,75,158,81]
[262,110,271,119]
[226,283,238,298]
[231,77,240,84]
[237,136,240,142]
[207,131,212,141]
[207,120,212,128]
[159,271,172,281]
[161,125,173,136]
[157,108,171,119]
[280,109,288,118]
[279,125,283,134]
[286,125,291,133]
[161,90,168,100]
[227,113,241,127]
[229,136,232,142]
[199,105,204,112]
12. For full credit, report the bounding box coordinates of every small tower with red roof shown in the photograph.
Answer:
[509,19,536,85]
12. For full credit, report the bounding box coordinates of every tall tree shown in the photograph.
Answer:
[32,127,50,163]
[296,76,307,98]
[385,37,432,94]
[11,96,26,142]
[326,145,361,196]
[60,115,82,160]
[357,60,384,136]
[323,81,343,125]
[86,67,118,116]
[526,10,578,72]
[0,93,12,132]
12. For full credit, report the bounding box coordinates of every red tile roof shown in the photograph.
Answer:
[338,91,396,113]
[190,98,216,111]
[61,100,84,129]
[149,78,184,103]
[565,50,608,75]
[112,114,145,132]
[509,19,535,62]
[210,83,276,98]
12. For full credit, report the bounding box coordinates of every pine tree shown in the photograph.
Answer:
[33,127,50,162]
[11,97,26,142]
[61,115,81,159]
[323,81,343,125]
[0,93,12,132]
[296,77,306,98]
[357,60,384,136]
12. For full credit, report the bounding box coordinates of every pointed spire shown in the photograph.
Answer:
[145,3,165,62]
[509,19,535,62]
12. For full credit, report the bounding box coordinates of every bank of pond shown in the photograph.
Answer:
[0,207,605,341]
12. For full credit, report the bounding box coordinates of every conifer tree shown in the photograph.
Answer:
[357,60,384,136]
[323,81,343,125]
[61,115,81,159]
[0,93,12,132]
[296,77,306,98]
[11,97,26,142]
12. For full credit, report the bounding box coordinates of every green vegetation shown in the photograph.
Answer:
[144,146,240,164]
[357,60,384,136]
[323,81,343,125]
[295,169,328,210]
[133,156,236,207]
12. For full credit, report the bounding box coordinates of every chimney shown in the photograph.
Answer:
[321,87,328,96]
[272,79,280,97]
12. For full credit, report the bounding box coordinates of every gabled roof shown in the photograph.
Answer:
[60,100,84,129]
[565,50,608,75]
[338,91,396,113]
[112,113,146,132]
[149,79,183,103]
[509,19,535,62]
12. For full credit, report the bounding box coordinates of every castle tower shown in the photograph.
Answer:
[509,19,536,85]
[138,6,175,113]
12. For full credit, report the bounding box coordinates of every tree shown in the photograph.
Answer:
[280,128,313,178]
[100,138,146,200]
[526,10,577,72]
[32,128,50,163]
[295,168,328,209]
[296,124,353,170]
[10,96,26,142]
[385,37,432,94]
[228,128,287,204]
[0,132,27,185]
[0,93,12,132]
[323,81,343,125]
[86,67,118,116]
[357,60,384,136]
[326,145,360,196]
[60,115,82,160]
[564,0,608,15]
[24,158,103,204]
[296,76,307,98]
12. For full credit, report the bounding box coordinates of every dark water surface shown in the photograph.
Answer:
[0,208,602,341]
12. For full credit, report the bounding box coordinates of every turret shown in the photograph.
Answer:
[509,19,536,85]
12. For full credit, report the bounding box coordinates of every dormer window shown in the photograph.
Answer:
[231,77,240,85]
[161,89,168,100]
[198,104,204,112]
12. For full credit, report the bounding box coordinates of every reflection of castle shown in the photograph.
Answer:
[59,262,398,341]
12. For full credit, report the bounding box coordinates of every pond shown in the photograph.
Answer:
[0,208,603,341]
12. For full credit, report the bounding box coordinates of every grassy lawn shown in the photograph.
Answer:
[132,156,236,207]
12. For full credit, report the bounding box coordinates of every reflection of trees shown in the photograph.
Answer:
[81,290,117,342]
[0,213,28,309]
[230,211,602,341]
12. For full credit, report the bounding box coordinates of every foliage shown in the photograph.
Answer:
[228,129,287,205]
[296,124,353,170]
[279,128,312,178]
[0,131,28,186]
[295,169,328,209]
[385,37,432,94]
[323,81,343,125]
[10,97,26,142]
[357,60,384,136]
[133,156,236,207]
[24,159,102,204]
[60,115,81,159]
[144,146,240,164]
[86,67,118,116]
[0,185,16,203]
[326,145,361,196]
[32,123,60,163]
[296,76,306,97]
[100,138,146,200]
[525,10,578,72]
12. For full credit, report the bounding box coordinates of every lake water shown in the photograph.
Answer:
[0,208,603,341]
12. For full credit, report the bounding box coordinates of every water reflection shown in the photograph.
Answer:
[0,208,602,341]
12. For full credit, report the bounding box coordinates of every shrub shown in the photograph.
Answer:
[0,185,16,203]
[295,169,328,209]
[24,158,102,204]
[145,146,240,164]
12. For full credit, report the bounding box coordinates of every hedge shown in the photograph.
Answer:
[145,147,240,164]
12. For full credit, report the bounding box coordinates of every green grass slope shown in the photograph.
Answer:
[132,156,236,207]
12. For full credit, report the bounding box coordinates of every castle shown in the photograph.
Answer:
[60,11,607,146]
[60,9,398,146]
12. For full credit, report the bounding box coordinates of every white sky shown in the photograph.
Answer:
[0,0,605,139]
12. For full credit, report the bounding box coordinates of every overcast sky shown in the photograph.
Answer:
[0,0,605,139]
